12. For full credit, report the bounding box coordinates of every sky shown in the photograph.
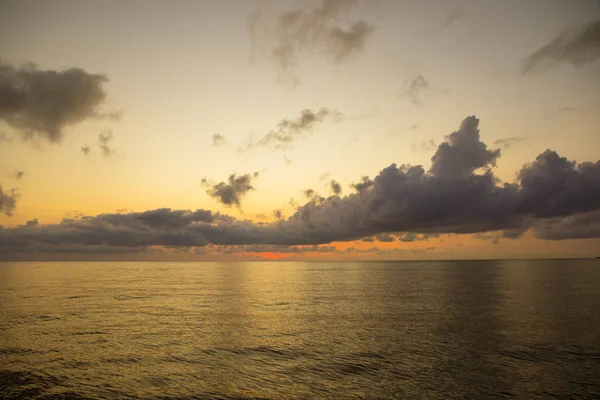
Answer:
[0,0,599,261]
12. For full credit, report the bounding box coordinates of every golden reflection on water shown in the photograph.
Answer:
[1,260,600,398]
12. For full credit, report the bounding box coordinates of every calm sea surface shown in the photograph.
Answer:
[1,260,600,399]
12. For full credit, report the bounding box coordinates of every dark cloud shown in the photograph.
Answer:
[250,0,375,85]
[329,179,342,195]
[14,170,24,180]
[240,107,341,151]
[2,115,600,256]
[533,211,600,240]
[494,136,524,149]
[273,209,283,220]
[375,233,395,242]
[98,130,115,157]
[202,172,259,209]
[303,188,316,199]
[523,19,600,74]
[0,185,18,216]
[0,60,114,143]
[350,176,373,193]
[429,116,500,179]
[24,218,38,228]
[411,140,436,153]
[81,145,91,155]
[517,150,600,218]
[402,75,429,106]
[212,133,226,147]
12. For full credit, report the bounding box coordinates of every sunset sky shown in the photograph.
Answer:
[0,0,599,260]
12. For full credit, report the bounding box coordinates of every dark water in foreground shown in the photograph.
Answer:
[1,260,600,399]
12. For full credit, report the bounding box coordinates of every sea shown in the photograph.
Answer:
[1,260,600,399]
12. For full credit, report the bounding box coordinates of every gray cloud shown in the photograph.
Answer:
[2,115,600,256]
[533,211,600,240]
[212,133,226,147]
[411,140,436,153]
[523,19,600,74]
[98,130,115,157]
[240,107,341,151]
[350,176,373,193]
[251,0,375,85]
[327,20,375,62]
[202,172,259,209]
[0,185,18,216]
[81,145,91,155]
[0,60,114,143]
[429,116,500,179]
[303,188,316,199]
[329,179,342,195]
[494,137,524,149]
[318,171,331,181]
[402,75,430,106]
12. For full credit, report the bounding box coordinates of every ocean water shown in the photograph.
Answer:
[1,260,600,399]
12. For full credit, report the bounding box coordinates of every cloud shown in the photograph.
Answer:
[239,107,341,151]
[81,145,91,155]
[533,211,600,240]
[212,133,227,147]
[329,179,342,195]
[444,8,463,27]
[0,60,114,143]
[0,185,18,216]
[284,156,292,165]
[411,140,436,153]
[327,21,375,62]
[318,171,331,181]
[402,75,430,106]
[14,170,24,180]
[98,130,115,157]
[494,136,524,149]
[250,0,376,85]
[429,116,500,179]
[350,176,373,193]
[202,172,259,209]
[303,188,316,199]
[2,115,600,256]
[522,19,600,74]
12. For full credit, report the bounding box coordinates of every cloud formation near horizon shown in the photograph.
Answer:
[0,60,114,143]
[1,116,599,257]
[523,19,600,74]
[239,107,341,151]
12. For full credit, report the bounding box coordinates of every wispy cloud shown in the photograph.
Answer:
[98,130,115,157]
[239,107,341,151]
[522,19,600,74]
[212,133,227,147]
[249,0,376,85]
[494,137,524,149]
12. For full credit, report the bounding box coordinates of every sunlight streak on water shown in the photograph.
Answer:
[1,260,600,398]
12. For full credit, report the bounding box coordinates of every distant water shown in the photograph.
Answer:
[1,260,600,399]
